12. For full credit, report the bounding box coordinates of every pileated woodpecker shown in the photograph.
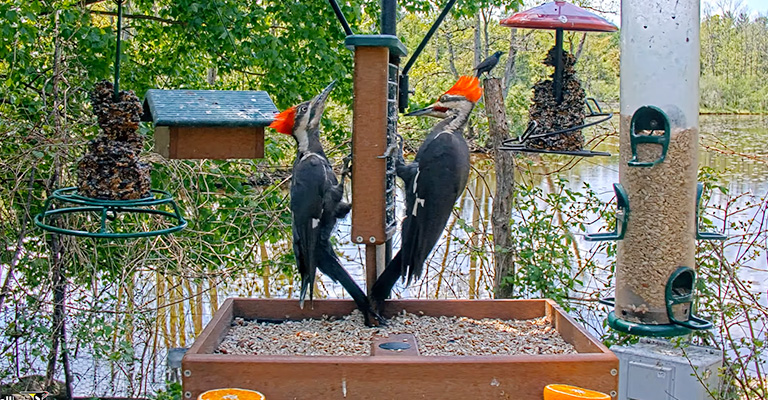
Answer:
[371,76,483,313]
[270,81,381,326]
[474,51,504,77]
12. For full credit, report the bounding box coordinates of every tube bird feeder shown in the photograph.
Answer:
[601,0,723,336]
[498,1,616,157]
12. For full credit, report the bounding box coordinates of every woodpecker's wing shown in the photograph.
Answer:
[291,153,336,305]
[399,130,470,282]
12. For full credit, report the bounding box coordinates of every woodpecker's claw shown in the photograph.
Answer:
[339,153,352,184]
[364,308,387,327]
[378,142,399,159]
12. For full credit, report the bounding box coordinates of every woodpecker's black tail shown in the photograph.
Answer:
[316,241,382,326]
[370,251,404,315]
[295,229,318,309]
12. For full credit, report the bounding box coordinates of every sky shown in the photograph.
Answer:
[703,0,768,17]
[592,0,767,26]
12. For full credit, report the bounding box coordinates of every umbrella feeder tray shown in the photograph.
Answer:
[182,298,618,399]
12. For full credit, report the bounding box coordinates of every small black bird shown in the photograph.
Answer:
[270,81,382,326]
[474,51,504,77]
[371,76,483,314]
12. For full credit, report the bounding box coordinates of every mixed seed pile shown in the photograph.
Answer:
[217,310,577,357]
[526,46,586,151]
[77,80,151,200]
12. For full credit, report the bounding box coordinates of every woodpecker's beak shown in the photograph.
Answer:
[311,80,336,110]
[405,104,449,118]
[307,80,336,129]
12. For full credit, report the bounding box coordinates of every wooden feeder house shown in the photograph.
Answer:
[142,89,278,159]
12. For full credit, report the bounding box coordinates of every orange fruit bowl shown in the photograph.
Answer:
[198,388,265,400]
[543,384,610,400]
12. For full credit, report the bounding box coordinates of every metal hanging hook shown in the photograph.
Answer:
[114,0,124,101]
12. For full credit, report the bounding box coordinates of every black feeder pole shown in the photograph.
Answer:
[398,0,458,112]
[553,28,564,104]
[114,0,123,101]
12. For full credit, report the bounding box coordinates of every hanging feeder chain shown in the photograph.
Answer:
[114,0,123,101]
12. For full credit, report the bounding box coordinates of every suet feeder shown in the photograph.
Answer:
[142,89,277,160]
[498,1,616,156]
[35,0,186,239]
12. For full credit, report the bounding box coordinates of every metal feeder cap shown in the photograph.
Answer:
[500,1,618,32]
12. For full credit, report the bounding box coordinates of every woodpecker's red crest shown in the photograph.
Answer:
[443,76,483,103]
[269,106,297,135]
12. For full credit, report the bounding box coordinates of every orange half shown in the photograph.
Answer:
[198,388,265,400]
[543,384,610,400]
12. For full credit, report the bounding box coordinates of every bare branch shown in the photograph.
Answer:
[88,10,185,25]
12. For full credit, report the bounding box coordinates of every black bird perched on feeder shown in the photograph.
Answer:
[270,81,382,326]
[474,51,504,77]
[371,76,483,313]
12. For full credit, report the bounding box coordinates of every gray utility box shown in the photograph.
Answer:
[611,339,722,400]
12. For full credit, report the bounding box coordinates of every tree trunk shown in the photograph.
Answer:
[474,12,482,71]
[45,10,74,399]
[502,28,518,99]
[445,32,459,78]
[574,32,588,61]
[483,78,516,299]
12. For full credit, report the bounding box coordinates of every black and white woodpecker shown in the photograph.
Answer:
[474,51,504,77]
[270,81,382,326]
[371,76,483,313]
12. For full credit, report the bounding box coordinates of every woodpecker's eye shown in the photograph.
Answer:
[299,105,309,114]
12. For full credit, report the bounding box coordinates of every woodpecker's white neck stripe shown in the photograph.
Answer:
[300,152,321,162]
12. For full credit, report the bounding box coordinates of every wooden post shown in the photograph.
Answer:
[351,46,391,294]
[484,78,516,299]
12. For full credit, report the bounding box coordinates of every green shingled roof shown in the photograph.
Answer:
[142,89,278,127]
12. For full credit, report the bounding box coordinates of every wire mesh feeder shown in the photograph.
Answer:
[34,187,187,238]
[499,1,617,157]
[499,98,612,157]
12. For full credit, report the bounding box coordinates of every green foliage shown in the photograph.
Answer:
[700,11,768,112]
[153,382,182,400]
[503,173,612,304]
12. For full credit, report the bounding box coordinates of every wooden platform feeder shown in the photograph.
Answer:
[182,298,618,399]
[142,90,278,159]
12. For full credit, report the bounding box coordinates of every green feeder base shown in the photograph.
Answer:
[607,311,693,337]
[34,187,187,239]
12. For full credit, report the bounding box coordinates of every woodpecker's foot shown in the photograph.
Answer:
[368,295,388,320]
[363,308,387,327]
[340,153,352,183]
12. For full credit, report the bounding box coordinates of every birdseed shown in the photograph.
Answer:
[616,115,698,323]
[216,310,576,356]
[77,80,151,200]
